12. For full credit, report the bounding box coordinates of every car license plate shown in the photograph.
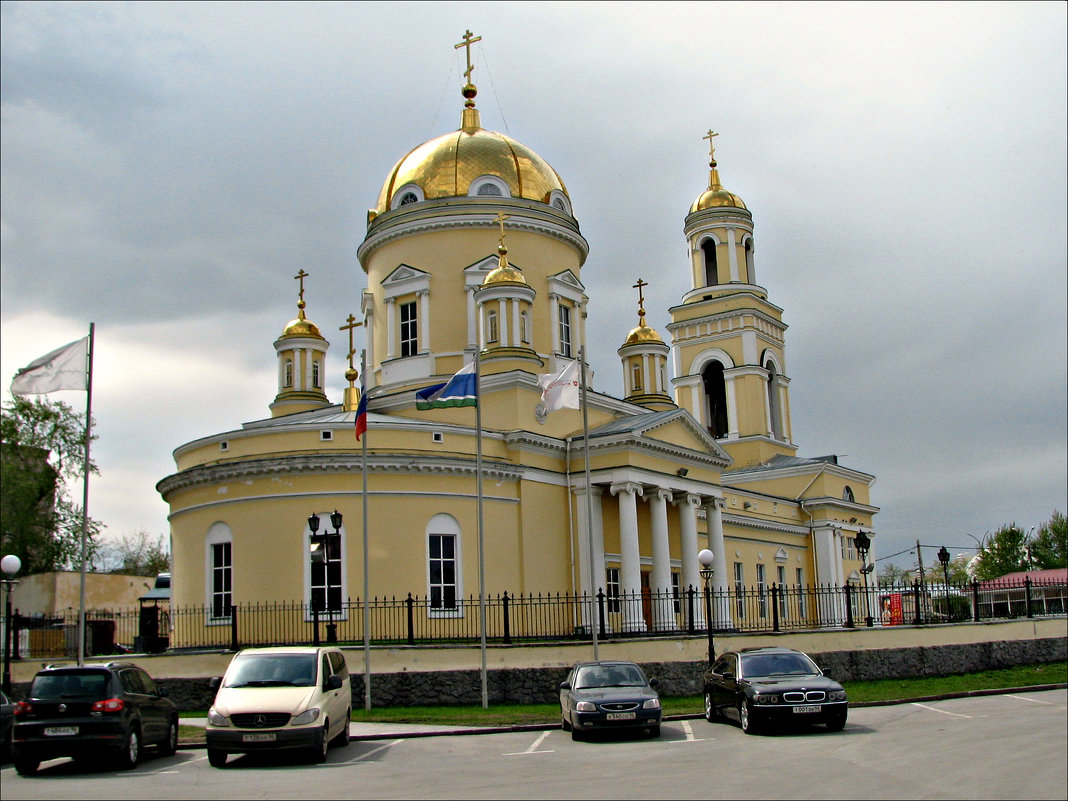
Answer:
[793,705,821,714]
[242,733,277,742]
[44,726,78,737]
[605,712,636,721]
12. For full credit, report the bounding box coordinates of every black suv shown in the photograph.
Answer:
[12,661,179,775]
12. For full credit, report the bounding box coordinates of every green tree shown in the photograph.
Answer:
[103,529,170,576]
[0,396,102,573]
[972,524,1028,581]
[1030,511,1067,569]
[878,562,913,587]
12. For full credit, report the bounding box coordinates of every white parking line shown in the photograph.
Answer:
[673,720,712,743]
[911,702,972,718]
[504,730,554,756]
[1006,694,1057,705]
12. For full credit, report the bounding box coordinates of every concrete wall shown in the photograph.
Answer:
[10,572,156,616]
[7,617,1065,709]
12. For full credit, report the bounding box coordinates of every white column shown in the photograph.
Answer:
[511,299,522,347]
[549,293,560,353]
[725,374,739,438]
[677,493,704,628]
[611,482,645,632]
[385,298,396,360]
[573,485,605,633]
[727,226,739,282]
[649,488,673,631]
[363,298,376,387]
[705,497,732,628]
[497,299,509,347]
[466,287,478,348]
[418,290,430,353]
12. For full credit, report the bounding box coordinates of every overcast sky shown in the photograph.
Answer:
[2,1,1065,574]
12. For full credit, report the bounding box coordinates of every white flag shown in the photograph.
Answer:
[538,359,580,412]
[10,336,89,395]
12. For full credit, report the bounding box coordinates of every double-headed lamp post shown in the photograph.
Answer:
[854,530,874,628]
[309,511,343,644]
[937,546,951,620]
[2,554,22,696]
[697,549,715,667]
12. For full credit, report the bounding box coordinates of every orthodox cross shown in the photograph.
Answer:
[633,278,648,322]
[294,269,309,303]
[455,30,482,83]
[339,314,364,372]
[494,211,510,249]
[703,129,719,164]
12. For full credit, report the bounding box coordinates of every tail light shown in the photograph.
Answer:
[14,701,32,717]
[91,697,125,713]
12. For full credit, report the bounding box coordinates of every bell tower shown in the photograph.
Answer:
[667,132,796,467]
[270,269,331,418]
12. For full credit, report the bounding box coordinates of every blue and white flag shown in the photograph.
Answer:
[415,362,478,409]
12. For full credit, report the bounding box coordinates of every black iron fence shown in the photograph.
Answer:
[5,576,1065,658]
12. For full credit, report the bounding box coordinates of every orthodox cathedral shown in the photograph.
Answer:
[158,34,878,638]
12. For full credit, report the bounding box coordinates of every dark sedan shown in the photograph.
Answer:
[703,647,847,734]
[559,660,662,741]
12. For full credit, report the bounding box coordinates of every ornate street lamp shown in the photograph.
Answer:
[854,530,874,628]
[937,545,951,621]
[2,553,22,695]
[697,549,715,667]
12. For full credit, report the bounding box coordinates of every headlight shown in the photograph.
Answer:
[755,694,779,704]
[291,708,321,726]
[575,701,596,712]
[207,708,229,727]
[643,698,661,710]
[828,690,847,701]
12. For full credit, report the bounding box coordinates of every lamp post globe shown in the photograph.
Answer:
[697,549,715,666]
[1,555,20,577]
[2,553,22,695]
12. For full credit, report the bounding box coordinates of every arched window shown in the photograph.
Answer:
[519,310,530,344]
[702,239,719,286]
[702,361,728,438]
[427,514,462,615]
[205,523,233,621]
[486,309,499,344]
[399,192,419,205]
[476,183,502,196]
[312,359,321,389]
[284,358,293,388]
[744,238,755,282]
[766,359,782,439]
[631,361,643,392]
[843,486,855,502]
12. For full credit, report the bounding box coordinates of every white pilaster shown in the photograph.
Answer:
[649,488,673,631]
[677,493,704,628]
[611,482,645,632]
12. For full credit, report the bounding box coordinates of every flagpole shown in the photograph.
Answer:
[475,348,488,709]
[578,347,598,660]
[360,349,371,711]
[78,323,95,667]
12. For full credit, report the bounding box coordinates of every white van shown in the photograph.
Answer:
[205,646,350,767]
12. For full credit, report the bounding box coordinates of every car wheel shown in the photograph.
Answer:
[159,719,178,756]
[332,709,351,746]
[704,691,718,722]
[117,726,141,769]
[14,756,40,776]
[826,710,848,732]
[207,748,228,768]
[311,722,329,763]
[570,727,585,742]
[739,700,760,735]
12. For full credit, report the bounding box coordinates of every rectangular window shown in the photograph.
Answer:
[428,534,457,611]
[558,304,572,357]
[400,301,418,357]
[777,565,787,619]
[606,567,621,613]
[671,571,681,614]
[310,535,342,612]
[757,564,767,618]
[211,542,232,619]
[733,562,745,620]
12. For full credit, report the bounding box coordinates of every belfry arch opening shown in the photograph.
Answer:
[702,361,728,438]
[701,239,719,286]
[766,358,783,440]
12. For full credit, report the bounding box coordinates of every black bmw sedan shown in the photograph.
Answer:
[703,647,848,734]
[560,660,662,741]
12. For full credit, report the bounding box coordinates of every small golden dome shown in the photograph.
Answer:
[691,187,747,212]
[624,324,663,345]
[482,263,528,286]
[281,301,324,339]
[375,115,570,215]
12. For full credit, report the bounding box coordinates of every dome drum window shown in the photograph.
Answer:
[469,175,510,198]
[390,183,425,210]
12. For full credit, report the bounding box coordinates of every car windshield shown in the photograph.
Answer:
[741,652,819,678]
[30,671,109,700]
[224,654,318,687]
[575,664,647,689]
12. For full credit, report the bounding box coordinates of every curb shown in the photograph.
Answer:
[176,682,1067,749]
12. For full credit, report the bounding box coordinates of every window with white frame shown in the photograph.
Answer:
[606,567,621,613]
[558,304,572,357]
[733,562,745,620]
[400,301,418,357]
[520,310,530,344]
[284,358,293,388]
[671,571,681,614]
[312,359,321,389]
[777,565,786,619]
[486,309,499,344]
[310,532,342,614]
[206,523,233,622]
[757,564,767,618]
[796,567,807,617]
[427,514,461,614]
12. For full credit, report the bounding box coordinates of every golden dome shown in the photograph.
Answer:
[482,244,528,287]
[691,186,747,212]
[374,108,570,215]
[280,302,324,339]
[624,324,663,345]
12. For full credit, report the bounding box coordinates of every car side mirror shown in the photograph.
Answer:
[648,678,660,688]
[325,674,343,691]
[209,676,222,692]
[559,681,570,690]
[159,686,169,697]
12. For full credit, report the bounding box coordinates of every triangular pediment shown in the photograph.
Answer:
[383,263,430,285]
[589,408,732,465]
[464,255,502,274]
[548,269,585,292]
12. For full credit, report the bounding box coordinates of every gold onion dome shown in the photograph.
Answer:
[690,133,746,212]
[625,321,664,345]
[374,106,570,215]
[482,243,528,287]
[281,301,324,339]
